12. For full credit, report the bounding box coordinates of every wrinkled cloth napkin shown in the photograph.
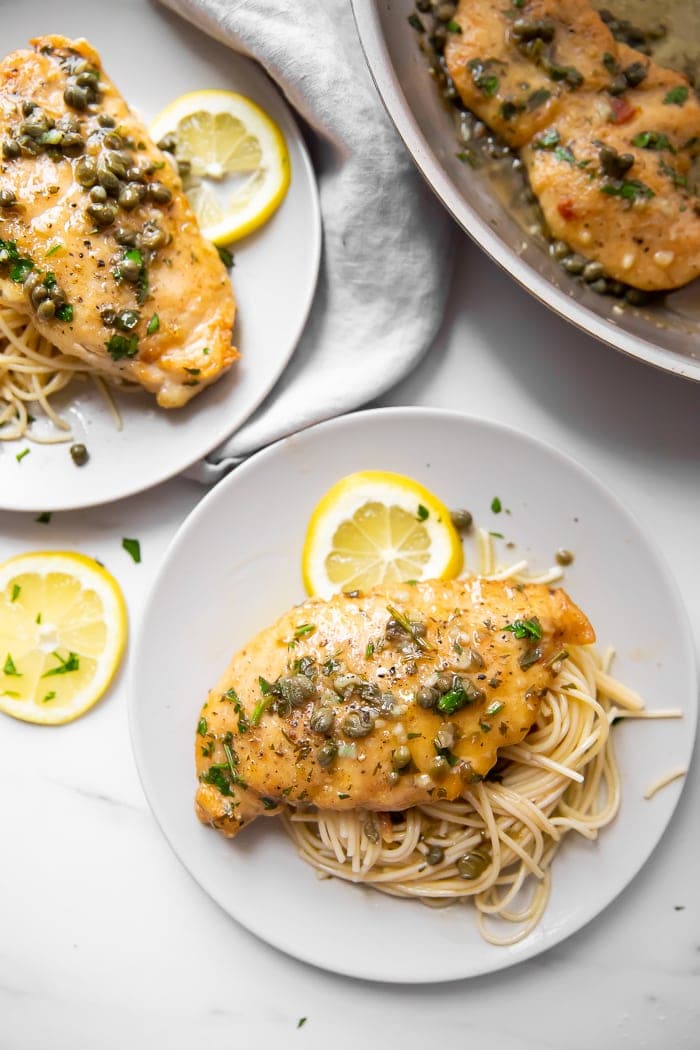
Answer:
[161,0,454,480]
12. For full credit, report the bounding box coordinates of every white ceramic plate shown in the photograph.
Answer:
[0,0,321,512]
[129,408,697,982]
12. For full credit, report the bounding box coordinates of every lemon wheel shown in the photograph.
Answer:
[150,89,291,244]
[0,551,127,725]
[302,471,464,599]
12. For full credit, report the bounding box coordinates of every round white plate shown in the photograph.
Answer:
[0,0,321,512]
[129,408,697,982]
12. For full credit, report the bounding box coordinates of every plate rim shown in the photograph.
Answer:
[128,405,698,982]
[350,0,700,385]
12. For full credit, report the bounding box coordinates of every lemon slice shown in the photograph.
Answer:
[302,471,464,598]
[149,89,291,244]
[0,551,127,725]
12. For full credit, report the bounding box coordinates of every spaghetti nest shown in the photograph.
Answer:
[283,534,646,946]
[0,305,125,441]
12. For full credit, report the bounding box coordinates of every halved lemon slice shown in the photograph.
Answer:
[302,471,464,599]
[0,551,127,725]
[149,89,291,244]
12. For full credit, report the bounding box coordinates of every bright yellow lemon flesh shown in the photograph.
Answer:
[0,551,127,725]
[149,89,290,244]
[302,471,464,599]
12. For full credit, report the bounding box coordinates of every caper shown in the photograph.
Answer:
[409,620,427,638]
[555,548,574,566]
[342,711,373,738]
[0,189,17,207]
[608,73,627,96]
[64,84,89,110]
[49,286,67,307]
[434,722,456,751]
[76,70,99,90]
[599,145,633,179]
[416,686,438,709]
[449,508,473,531]
[549,240,570,260]
[317,741,337,768]
[97,167,121,196]
[69,443,89,466]
[103,150,127,178]
[126,165,147,184]
[429,755,450,780]
[157,133,177,153]
[426,845,445,865]
[625,287,650,306]
[363,819,380,844]
[36,298,56,321]
[60,132,84,154]
[590,277,609,295]
[139,224,167,249]
[147,181,173,204]
[392,745,412,770]
[114,226,138,247]
[512,16,555,42]
[118,257,142,282]
[435,2,456,21]
[279,674,317,707]
[429,26,447,52]
[17,135,40,156]
[457,849,490,880]
[562,253,586,275]
[309,707,335,735]
[75,155,98,187]
[177,159,191,178]
[387,771,401,787]
[30,284,49,306]
[21,100,36,117]
[582,260,605,282]
[2,139,20,159]
[89,185,108,203]
[115,309,139,331]
[100,307,117,327]
[23,271,42,293]
[435,672,455,693]
[608,280,625,298]
[57,115,80,134]
[86,202,117,227]
[98,113,116,129]
[118,184,142,211]
[623,62,647,88]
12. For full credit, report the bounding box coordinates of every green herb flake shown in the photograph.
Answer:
[297,1018,307,1030]
[485,700,505,716]
[122,538,141,563]
[601,179,655,202]
[216,245,234,268]
[446,19,462,33]
[106,334,139,360]
[491,497,502,513]
[365,641,374,659]
[35,512,52,524]
[407,13,424,32]
[437,687,469,715]
[197,717,207,736]
[479,721,492,732]
[503,617,542,640]
[35,613,42,624]
[202,347,211,356]
[407,731,422,740]
[533,128,559,150]
[41,651,80,677]
[261,797,278,810]
[42,691,56,703]
[251,695,271,726]
[147,314,160,335]
[10,584,20,602]
[489,531,504,539]
[45,243,63,257]
[3,654,22,677]
[417,504,429,521]
[55,303,74,323]
[632,131,674,152]
[337,792,351,799]
[554,145,575,164]
[663,86,688,107]
[16,448,30,463]
[294,623,316,639]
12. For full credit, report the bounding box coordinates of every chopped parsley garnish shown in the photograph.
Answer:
[297,1018,307,1029]
[417,504,429,521]
[632,131,674,152]
[490,497,502,513]
[322,657,341,676]
[42,691,56,703]
[35,512,52,524]
[147,314,160,335]
[45,243,63,257]
[601,179,654,202]
[446,19,462,33]
[122,537,141,563]
[479,721,492,732]
[42,651,80,677]
[197,717,207,736]
[533,128,560,150]
[365,641,374,659]
[294,623,316,638]
[659,159,687,189]
[106,334,139,360]
[663,86,688,107]
[503,617,542,640]
[3,654,21,677]
[15,448,30,463]
[10,584,20,602]
[437,687,469,715]
[386,604,433,652]
[216,245,235,268]
[201,739,215,757]
[55,303,73,323]
[337,792,351,799]
[554,146,575,164]
[467,59,500,97]
[0,238,34,283]
[489,531,504,539]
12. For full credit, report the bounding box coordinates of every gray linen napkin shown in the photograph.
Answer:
[161,0,454,480]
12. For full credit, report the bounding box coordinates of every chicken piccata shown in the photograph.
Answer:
[0,36,237,408]
[195,577,595,838]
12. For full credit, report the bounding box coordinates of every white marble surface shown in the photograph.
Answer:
[1,238,699,1048]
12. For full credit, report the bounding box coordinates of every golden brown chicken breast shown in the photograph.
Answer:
[445,1,700,291]
[194,577,594,839]
[0,35,237,408]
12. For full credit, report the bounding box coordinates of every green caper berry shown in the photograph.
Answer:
[126,166,147,184]
[429,755,450,780]
[2,139,20,159]
[623,62,647,87]
[609,280,625,298]
[23,271,42,293]
[177,159,192,178]
[60,132,84,154]
[114,226,138,247]
[70,443,89,466]
[309,707,335,735]
[387,770,401,787]
[0,189,17,207]
[435,672,454,693]
[64,83,89,110]
[582,260,605,282]
[118,185,142,210]
[363,819,380,844]
[139,225,167,249]
[512,16,555,42]
[147,181,173,204]
[426,845,445,865]
[17,135,40,156]
[317,741,338,768]
[118,257,142,282]
[550,240,570,260]
[30,284,49,306]
[342,711,372,738]
[429,26,447,52]
[590,277,609,295]
[76,71,99,90]
[116,309,140,331]
[457,849,490,880]
[75,156,98,187]
[392,745,411,770]
[103,151,127,178]
[416,686,438,709]
[555,548,574,566]
[562,254,586,275]
[49,286,67,307]
[86,202,117,227]
[21,100,36,117]
[157,133,177,153]
[435,2,456,21]
[89,185,108,203]
[608,74,627,96]
[100,308,117,327]
[449,508,473,531]
[625,287,650,306]
[98,114,116,128]
[36,298,56,321]
[97,168,121,196]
